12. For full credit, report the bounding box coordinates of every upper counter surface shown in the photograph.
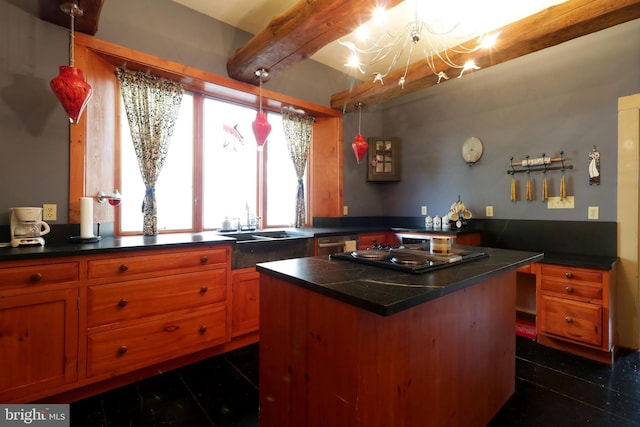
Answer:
[257,246,544,316]
[0,226,618,270]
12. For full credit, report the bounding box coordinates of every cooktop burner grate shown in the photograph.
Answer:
[331,247,488,274]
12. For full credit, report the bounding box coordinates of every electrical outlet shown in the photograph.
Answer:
[421,206,427,215]
[43,204,57,221]
[343,205,348,216]
[588,206,599,220]
[485,206,494,217]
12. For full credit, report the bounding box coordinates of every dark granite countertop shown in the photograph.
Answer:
[0,232,236,262]
[536,252,618,270]
[256,246,544,316]
[0,226,617,271]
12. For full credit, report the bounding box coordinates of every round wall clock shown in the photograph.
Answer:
[462,136,483,165]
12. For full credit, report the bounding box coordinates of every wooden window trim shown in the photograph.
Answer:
[69,34,344,228]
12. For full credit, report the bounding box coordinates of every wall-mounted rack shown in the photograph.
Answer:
[507,151,573,175]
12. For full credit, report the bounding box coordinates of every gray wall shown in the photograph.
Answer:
[0,0,350,226]
[343,19,640,222]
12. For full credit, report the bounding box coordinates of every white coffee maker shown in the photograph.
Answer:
[10,207,51,247]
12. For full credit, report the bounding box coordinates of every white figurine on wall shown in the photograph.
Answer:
[589,146,600,185]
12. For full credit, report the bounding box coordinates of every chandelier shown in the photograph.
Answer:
[341,1,499,88]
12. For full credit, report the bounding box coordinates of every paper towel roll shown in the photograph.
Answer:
[80,197,94,238]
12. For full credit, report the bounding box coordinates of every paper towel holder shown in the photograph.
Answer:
[97,189,122,206]
[70,235,100,243]
[70,196,102,244]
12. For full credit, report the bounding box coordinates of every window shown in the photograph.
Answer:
[119,92,301,234]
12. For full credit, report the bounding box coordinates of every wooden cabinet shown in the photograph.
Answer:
[85,246,230,381]
[0,244,243,403]
[231,268,260,337]
[358,232,387,249]
[536,263,616,364]
[0,259,80,403]
[455,232,481,246]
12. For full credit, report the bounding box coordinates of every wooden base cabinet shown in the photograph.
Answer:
[0,244,252,403]
[0,259,80,403]
[84,246,230,382]
[536,263,616,364]
[231,268,260,337]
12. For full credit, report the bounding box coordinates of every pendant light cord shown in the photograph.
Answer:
[255,68,269,113]
[69,12,75,66]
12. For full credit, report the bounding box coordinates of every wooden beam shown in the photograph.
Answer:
[38,0,104,35]
[331,0,640,112]
[226,0,404,84]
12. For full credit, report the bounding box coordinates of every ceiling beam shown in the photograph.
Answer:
[38,0,104,35]
[226,0,404,84]
[331,0,640,112]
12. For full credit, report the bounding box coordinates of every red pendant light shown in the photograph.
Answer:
[252,69,271,151]
[50,2,92,124]
[351,103,368,164]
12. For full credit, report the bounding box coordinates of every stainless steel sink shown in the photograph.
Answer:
[220,232,272,242]
[252,230,311,239]
[219,230,312,242]
[219,229,314,269]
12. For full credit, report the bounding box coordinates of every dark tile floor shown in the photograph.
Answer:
[71,337,640,426]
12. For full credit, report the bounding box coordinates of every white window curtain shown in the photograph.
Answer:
[115,67,184,235]
[281,109,315,227]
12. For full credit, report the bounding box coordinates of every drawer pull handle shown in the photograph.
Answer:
[118,299,128,307]
[200,256,209,264]
[119,264,129,272]
[200,325,208,333]
[200,286,208,293]
[565,316,573,323]
[118,345,128,354]
[565,286,574,293]
[30,273,43,282]
[564,272,573,279]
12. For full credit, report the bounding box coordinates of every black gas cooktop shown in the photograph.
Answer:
[330,246,488,274]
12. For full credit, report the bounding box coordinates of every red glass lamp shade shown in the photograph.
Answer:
[252,110,272,150]
[352,133,368,164]
[50,65,93,124]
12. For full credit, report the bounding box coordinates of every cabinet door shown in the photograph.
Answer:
[0,289,79,402]
[232,269,260,337]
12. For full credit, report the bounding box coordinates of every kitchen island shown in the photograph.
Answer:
[256,246,543,427]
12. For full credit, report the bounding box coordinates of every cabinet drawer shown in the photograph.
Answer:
[538,295,602,347]
[540,279,602,301]
[0,262,79,291]
[539,265,603,285]
[87,269,227,328]
[87,305,227,377]
[88,248,228,279]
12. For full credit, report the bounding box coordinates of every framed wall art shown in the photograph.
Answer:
[367,137,401,181]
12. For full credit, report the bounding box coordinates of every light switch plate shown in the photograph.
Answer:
[421,206,427,215]
[343,205,348,216]
[588,206,599,220]
[485,206,494,217]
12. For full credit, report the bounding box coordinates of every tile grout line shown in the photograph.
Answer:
[177,371,218,427]
[222,354,259,391]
